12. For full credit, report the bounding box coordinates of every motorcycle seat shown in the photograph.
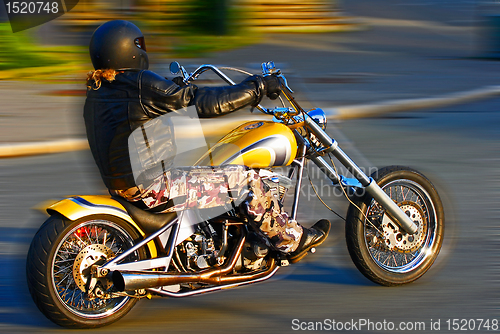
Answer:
[113,196,177,234]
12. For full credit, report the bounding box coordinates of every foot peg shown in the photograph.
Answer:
[277,254,290,267]
[279,259,290,267]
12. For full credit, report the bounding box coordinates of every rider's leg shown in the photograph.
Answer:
[242,169,303,253]
[242,169,331,259]
[114,166,329,257]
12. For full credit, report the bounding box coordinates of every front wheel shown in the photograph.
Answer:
[345,166,444,286]
[26,214,147,328]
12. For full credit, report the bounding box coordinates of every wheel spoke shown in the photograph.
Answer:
[55,271,72,287]
[51,220,139,319]
[53,264,72,276]
[365,179,437,273]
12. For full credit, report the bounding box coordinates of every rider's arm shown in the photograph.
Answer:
[192,75,265,118]
[140,70,278,118]
[139,70,197,116]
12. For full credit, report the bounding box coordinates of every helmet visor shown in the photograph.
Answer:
[134,37,147,51]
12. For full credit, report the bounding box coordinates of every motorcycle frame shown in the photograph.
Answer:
[190,63,417,234]
[96,64,420,296]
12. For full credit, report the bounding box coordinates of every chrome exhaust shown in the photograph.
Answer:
[113,234,268,291]
[113,257,277,292]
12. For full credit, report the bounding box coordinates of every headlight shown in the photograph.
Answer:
[307,108,327,130]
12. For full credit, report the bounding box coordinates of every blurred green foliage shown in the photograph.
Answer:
[0,23,88,80]
[0,0,257,73]
[184,0,230,35]
[143,0,257,57]
[171,34,260,58]
[0,23,63,71]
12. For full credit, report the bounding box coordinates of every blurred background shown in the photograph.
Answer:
[0,0,352,78]
[2,0,500,77]
[1,0,500,333]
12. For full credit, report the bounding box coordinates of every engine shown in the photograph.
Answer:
[259,169,293,201]
[240,232,270,271]
[172,171,291,273]
[174,223,273,273]
[176,228,218,271]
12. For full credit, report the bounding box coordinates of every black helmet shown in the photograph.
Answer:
[89,20,149,70]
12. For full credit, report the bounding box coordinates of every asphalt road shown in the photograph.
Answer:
[1,97,499,333]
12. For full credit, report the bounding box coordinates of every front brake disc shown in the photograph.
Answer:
[380,201,428,253]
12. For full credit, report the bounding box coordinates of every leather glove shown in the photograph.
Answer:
[194,75,265,117]
[263,75,281,100]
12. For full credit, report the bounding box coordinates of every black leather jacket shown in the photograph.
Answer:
[84,69,265,190]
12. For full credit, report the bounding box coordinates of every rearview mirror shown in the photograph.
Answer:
[169,61,181,75]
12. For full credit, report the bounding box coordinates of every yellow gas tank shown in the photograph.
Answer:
[196,121,297,168]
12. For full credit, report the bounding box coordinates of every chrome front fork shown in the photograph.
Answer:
[303,116,418,235]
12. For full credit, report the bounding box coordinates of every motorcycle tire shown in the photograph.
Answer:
[345,166,444,286]
[26,214,147,328]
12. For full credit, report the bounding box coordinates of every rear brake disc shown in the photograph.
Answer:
[72,244,115,292]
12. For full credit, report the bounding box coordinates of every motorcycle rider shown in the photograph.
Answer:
[84,20,330,262]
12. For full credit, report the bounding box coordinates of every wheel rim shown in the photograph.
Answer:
[363,179,438,273]
[51,220,138,319]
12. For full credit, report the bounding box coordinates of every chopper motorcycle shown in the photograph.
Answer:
[26,61,444,328]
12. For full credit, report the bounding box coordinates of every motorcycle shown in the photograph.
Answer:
[26,61,444,328]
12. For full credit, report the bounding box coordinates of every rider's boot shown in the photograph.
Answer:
[287,219,331,264]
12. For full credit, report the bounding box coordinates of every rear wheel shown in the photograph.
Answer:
[345,166,444,286]
[26,214,146,328]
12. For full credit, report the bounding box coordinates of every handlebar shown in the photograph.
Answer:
[261,61,294,94]
[170,61,297,115]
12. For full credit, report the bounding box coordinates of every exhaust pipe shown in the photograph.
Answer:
[113,257,277,292]
[113,234,275,291]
